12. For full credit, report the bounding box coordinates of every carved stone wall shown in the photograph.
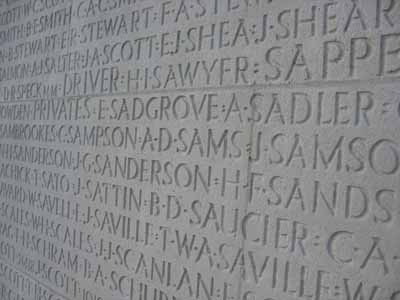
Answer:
[0,0,399,299]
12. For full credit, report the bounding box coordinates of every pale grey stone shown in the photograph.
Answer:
[0,0,399,299]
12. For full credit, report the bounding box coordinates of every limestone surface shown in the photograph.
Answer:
[0,0,399,299]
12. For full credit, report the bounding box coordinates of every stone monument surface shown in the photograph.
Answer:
[0,0,399,299]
